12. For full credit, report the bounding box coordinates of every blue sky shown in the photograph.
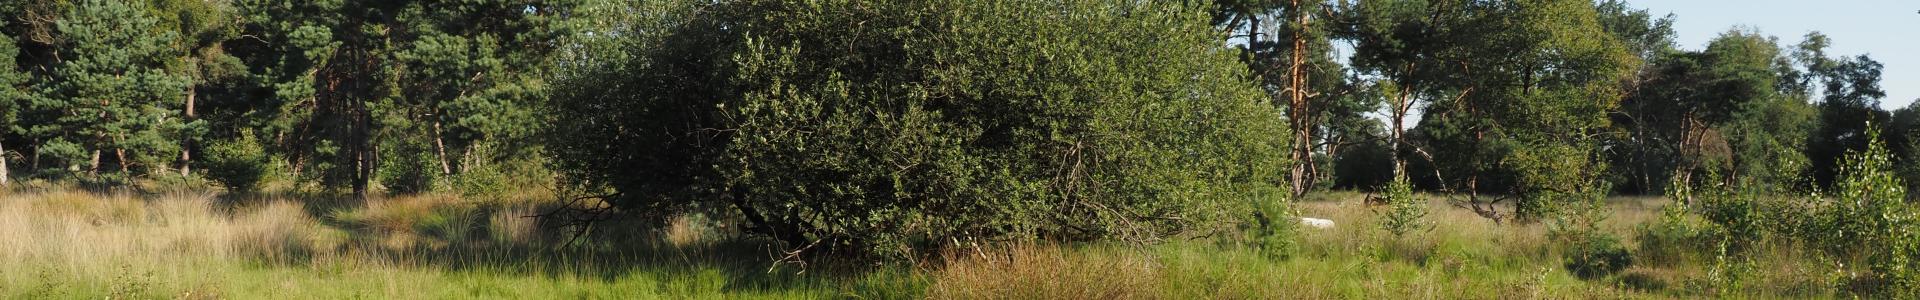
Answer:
[1622,0,1920,109]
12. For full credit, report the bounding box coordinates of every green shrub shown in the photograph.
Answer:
[448,144,556,201]
[376,140,440,194]
[1634,205,1706,265]
[1377,175,1427,238]
[1547,175,1632,279]
[203,131,273,193]
[1565,233,1633,279]
[549,0,1289,259]
[1812,127,1920,295]
[1693,179,1765,255]
[1244,187,1296,259]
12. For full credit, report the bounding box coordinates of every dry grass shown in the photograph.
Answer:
[930,243,1160,299]
[0,188,1842,298]
[0,189,894,298]
[229,200,346,263]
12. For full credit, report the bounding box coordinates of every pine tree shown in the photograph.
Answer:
[24,0,190,182]
[0,19,24,186]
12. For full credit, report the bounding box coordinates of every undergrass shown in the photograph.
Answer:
[0,189,1842,298]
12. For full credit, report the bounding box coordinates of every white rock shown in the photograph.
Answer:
[1299,217,1335,229]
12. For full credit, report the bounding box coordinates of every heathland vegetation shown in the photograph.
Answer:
[2,0,1919,298]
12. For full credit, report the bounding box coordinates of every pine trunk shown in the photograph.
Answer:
[1390,83,1412,177]
[433,121,452,175]
[1286,0,1314,197]
[180,87,196,177]
[1,140,9,187]
[116,148,128,179]
[89,150,101,177]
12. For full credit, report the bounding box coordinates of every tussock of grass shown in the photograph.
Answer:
[230,200,346,263]
[931,243,1160,299]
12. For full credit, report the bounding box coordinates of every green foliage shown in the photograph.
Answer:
[1377,175,1427,238]
[376,140,440,194]
[1544,171,1632,279]
[1692,180,1766,255]
[1383,0,1636,220]
[1726,96,1817,191]
[1635,198,1712,267]
[202,131,272,193]
[16,0,191,183]
[552,0,1289,258]
[1811,127,1920,295]
[220,0,570,197]
[1784,32,1893,191]
[1593,0,1676,59]
[1245,190,1297,259]
[1330,121,1393,189]
[448,144,556,200]
[0,19,22,184]
[1564,232,1632,279]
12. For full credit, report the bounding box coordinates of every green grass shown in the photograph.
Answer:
[0,189,1844,299]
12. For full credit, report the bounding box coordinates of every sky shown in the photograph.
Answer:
[1622,0,1920,110]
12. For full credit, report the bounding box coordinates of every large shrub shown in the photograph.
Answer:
[550,0,1289,258]
[1812,128,1920,295]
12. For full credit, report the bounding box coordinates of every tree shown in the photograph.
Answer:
[230,0,570,196]
[17,0,190,182]
[150,0,242,179]
[1214,0,1348,197]
[1618,29,1787,193]
[1593,0,1675,60]
[0,19,22,186]
[1345,0,1465,179]
[1795,32,1890,189]
[551,0,1290,258]
[1595,0,1678,193]
[1412,0,1636,220]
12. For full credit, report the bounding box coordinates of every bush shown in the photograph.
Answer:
[1378,175,1428,237]
[448,144,556,201]
[202,131,273,193]
[1546,173,1631,279]
[1635,200,1713,267]
[1693,179,1765,255]
[550,0,1289,259]
[1565,233,1633,279]
[1244,187,1296,259]
[1810,127,1920,295]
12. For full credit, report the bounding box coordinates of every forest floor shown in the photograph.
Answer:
[0,188,1834,299]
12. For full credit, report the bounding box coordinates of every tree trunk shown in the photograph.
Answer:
[1675,113,1699,204]
[459,145,473,174]
[433,121,452,176]
[116,148,128,179]
[1286,0,1315,198]
[88,150,100,177]
[1,140,9,187]
[1249,14,1260,64]
[180,87,196,177]
[30,138,40,172]
[1390,82,1412,177]
[352,113,372,200]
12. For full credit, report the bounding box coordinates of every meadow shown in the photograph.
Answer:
[0,187,1838,299]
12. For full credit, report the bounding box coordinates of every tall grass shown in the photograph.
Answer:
[0,190,917,299]
[0,189,1842,298]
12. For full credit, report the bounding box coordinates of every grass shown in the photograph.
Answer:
[0,188,1846,298]
[0,189,922,299]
